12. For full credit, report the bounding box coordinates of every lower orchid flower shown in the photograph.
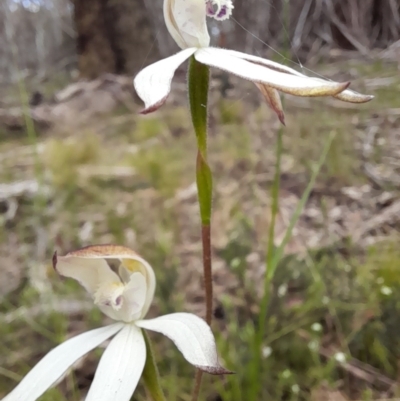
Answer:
[3,245,229,401]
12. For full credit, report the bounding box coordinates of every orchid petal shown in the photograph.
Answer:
[3,324,123,401]
[136,313,231,375]
[54,252,120,297]
[54,245,156,318]
[256,84,285,125]
[195,48,350,97]
[134,48,196,114]
[164,0,187,49]
[224,50,373,103]
[86,324,146,401]
[169,0,210,48]
[333,88,374,103]
[221,49,307,77]
[173,0,210,48]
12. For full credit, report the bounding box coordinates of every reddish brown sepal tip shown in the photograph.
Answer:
[342,81,351,91]
[278,111,286,126]
[139,97,168,115]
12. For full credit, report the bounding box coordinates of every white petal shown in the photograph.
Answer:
[220,49,306,77]
[171,0,210,48]
[86,324,146,401]
[195,48,349,97]
[164,0,210,49]
[224,50,373,103]
[3,324,123,401]
[134,48,196,114]
[333,89,374,103]
[136,313,230,375]
[164,0,187,49]
[54,252,121,297]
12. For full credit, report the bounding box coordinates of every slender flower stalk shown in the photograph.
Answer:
[3,245,230,401]
[188,56,213,324]
[187,36,213,401]
[142,332,167,401]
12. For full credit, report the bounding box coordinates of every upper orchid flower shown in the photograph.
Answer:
[3,245,228,401]
[134,0,373,124]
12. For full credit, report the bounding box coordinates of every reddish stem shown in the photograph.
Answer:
[202,224,213,325]
[191,220,213,401]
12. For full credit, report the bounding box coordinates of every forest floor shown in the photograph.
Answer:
[0,56,400,401]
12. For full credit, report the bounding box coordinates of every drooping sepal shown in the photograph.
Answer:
[136,313,232,375]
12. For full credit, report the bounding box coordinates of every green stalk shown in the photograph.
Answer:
[188,57,209,156]
[187,55,213,325]
[187,56,212,401]
[248,131,336,399]
[141,331,167,401]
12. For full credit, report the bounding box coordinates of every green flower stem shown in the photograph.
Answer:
[188,56,212,401]
[141,331,167,401]
[188,55,213,324]
[248,131,336,400]
[188,56,210,157]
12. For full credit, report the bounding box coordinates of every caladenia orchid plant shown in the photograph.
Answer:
[133,1,373,399]
[3,245,230,401]
[134,0,375,309]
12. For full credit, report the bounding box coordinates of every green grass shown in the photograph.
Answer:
[0,59,399,400]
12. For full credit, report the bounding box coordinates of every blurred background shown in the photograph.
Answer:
[0,0,400,400]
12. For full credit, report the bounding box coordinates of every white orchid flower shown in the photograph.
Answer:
[3,245,229,401]
[134,0,373,123]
